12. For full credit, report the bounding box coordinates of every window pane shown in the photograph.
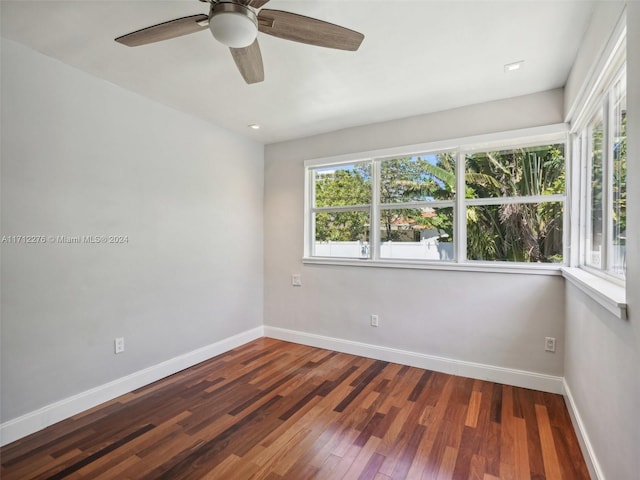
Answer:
[380,207,453,260]
[467,202,563,263]
[380,154,455,203]
[588,118,604,268]
[465,144,565,199]
[314,163,371,208]
[313,211,370,258]
[611,77,626,276]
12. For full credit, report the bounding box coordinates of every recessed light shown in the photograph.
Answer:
[504,60,524,73]
[248,124,260,130]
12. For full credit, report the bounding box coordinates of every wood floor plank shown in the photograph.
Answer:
[465,390,483,428]
[407,376,457,479]
[304,425,347,468]
[468,453,487,480]
[199,453,241,480]
[513,417,532,480]
[515,388,545,479]
[252,427,313,478]
[0,339,590,480]
[376,401,426,476]
[1,449,82,480]
[535,403,563,480]
[450,425,481,478]
[87,454,140,480]
[389,423,426,479]
[314,453,342,480]
[499,386,516,476]
[481,391,503,475]
[434,444,458,480]
[341,435,382,479]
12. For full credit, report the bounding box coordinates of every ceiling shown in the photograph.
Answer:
[1,1,597,144]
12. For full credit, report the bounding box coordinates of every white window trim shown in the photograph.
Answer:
[561,267,626,319]
[304,123,569,274]
[563,11,627,318]
[304,257,563,276]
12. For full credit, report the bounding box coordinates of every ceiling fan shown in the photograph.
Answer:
[115,0,365,84]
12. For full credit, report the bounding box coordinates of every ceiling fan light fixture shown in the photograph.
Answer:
[209,3,258,48]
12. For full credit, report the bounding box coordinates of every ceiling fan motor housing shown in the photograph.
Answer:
[209,2,258,48]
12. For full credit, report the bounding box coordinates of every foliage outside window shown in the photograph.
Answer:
[313,164,371,258]
[465,145,565,263]
[582,67,626,278]
[308,139,566,265]
[378,154,455,261]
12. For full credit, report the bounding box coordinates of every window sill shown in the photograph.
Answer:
[561,267,627,320]
[302,257,563,276]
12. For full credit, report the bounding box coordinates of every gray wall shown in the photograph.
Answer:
[264,89,566,378]
[0,40,264,421]
[563,4,640,479]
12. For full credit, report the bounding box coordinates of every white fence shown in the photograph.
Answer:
[314,239,454,260]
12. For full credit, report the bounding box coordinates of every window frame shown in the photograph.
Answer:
[374,149,457,262]
[560,15,627,319]
[573,59,626,283]
[309,161,373,259]
[462,142,567,264]
[584,110,605,270]
[304,125,568,273]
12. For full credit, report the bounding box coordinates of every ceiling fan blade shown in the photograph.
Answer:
[257,9,364,51]
[230,39,265,84]
[115,14,209,47]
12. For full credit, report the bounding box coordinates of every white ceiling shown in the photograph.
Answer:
[1,0,596,144]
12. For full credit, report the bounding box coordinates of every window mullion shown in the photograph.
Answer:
[313,205,371,213]
[465,195,565,206]
[604,94,614,273]
[585,118,601,269]
[379,200,456,210]
[371,160,380,261]
[306,168,315,257]
[456,151,466,262]
[576,133,588,267]
[567,134,578,266]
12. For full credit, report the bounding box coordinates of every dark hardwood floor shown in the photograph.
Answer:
[0,338,590,479]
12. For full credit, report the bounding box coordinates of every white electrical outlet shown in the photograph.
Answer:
[292,274,302,286]
[371,314,379,327]
[114,337,125,354]
[545,336,556,352]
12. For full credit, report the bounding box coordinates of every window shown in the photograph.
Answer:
[311,163,371,258]
[586,114,604,268]
[378,153,455,261]
[306,133,566,267]
[611,74,627,276]
[465,145,565,263]
[580,66,626,279]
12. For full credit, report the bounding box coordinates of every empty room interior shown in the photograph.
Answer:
[1,1,639,479]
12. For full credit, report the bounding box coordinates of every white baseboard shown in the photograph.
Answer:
[563,378,605,480]
[264,326,564,394]
[0,326,264,447]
